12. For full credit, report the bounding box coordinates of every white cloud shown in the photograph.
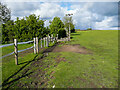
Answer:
[67,3,94,29]
[2,2,40,20]
[32,3,67,19]
[65,2,118,30]
[94,16,118,30]
[1,1,118,30]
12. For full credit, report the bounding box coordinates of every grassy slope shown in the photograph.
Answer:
[2,30,118,88]
[46,30,118,88]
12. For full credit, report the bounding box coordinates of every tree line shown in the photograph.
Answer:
[0,2,75,44]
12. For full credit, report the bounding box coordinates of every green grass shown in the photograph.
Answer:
[1,39,55,57]
[1,40,56,88]
[2,30,118,88]
[45,30,118,88]
[2,43,33,56]
[2,52,38,85]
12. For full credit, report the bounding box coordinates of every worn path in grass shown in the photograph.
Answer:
[7,42,93,88]
[3,30,118,88]
[44,44,92,54]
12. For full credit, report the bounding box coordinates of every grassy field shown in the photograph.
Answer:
[47,30,118,88]
[2,43,33,56]
[1,30,118,88]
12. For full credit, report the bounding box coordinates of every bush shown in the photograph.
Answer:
[58,28,66,39]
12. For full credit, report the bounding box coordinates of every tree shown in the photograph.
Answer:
[14,17,21,40]
[0,2,11,24]
[36,19,45,38]
[63,15,75,33]
[58,28,66,39]
[49,17,64,37]
[2,20,14,43]
[25,14,45,39]
[1,13,46,43]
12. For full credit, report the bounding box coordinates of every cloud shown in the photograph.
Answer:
[1,1,118,30]
[67,3,94,29]
[91,2,118,16]
[3,2,40,20]
[94,16,118,30]
[32,3,67,19]
[66,2,118,30]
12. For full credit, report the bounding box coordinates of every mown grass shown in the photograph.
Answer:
[45,30,118,88]
[1,30,118,88]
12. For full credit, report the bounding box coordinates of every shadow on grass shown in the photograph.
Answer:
[4,72,33,89]
[42,43,58,53]
[2,42,58,89]
[2,55,38,88]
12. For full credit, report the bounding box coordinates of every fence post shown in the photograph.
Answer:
[44,38,45,47]
[41,38,42,48]
[34,38,36,54]
[46,37,48,47]
[49,35,50,43]
[14,39,18,65]
[48,35,49,46]
[36,37,39,53]
[53,37,54,43]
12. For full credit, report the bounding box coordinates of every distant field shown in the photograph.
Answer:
[2,30,118,88]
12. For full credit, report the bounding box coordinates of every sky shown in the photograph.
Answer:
[1,0,119,30]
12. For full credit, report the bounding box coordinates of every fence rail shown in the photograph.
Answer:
[0,46,34,59]
[1,34,60,65]
[0,40,33,48]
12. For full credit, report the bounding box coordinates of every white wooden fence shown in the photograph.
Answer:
[0,34,58,65]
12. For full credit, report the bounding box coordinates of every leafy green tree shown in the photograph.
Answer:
[14,17,21,41]
[6,20,14,42]
[2,13,46,43]
[36,19,45,38]
[20,18,28,41]
[2,20,14,43]
[0,2,11,24]
[26,14,37,39]
[26,14,44,39]
[49,17,64,37]
[42,26,50,37]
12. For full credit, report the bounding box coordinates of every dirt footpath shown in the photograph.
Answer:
[44,44,93,54]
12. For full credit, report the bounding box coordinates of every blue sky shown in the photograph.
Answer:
[1,0,119,30]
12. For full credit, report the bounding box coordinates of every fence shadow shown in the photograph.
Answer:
[2,55,38,88]
[4,72,33,89]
